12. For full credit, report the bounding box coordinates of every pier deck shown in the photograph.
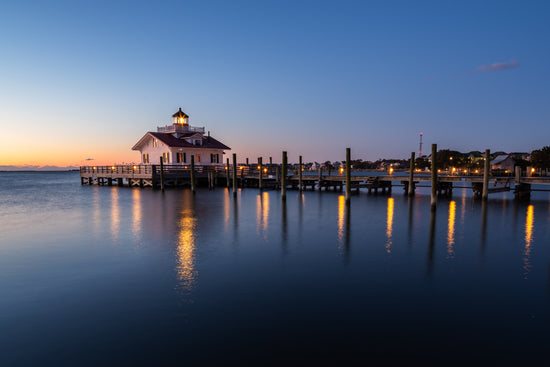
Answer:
[80,165,550,199]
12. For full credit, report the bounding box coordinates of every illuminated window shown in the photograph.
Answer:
[177,153,183,163]
[196,154,200,163]
[163,152,169,163]
[143,154,149,164]
[153,139,159,148]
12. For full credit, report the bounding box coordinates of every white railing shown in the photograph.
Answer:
[156,124,205,134]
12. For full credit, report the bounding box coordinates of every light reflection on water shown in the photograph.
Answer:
[175,192,197,298]
[131,189,142,242]
[256,191,269,240]
[337,195,345,249]
[385,197,394,254]
[110,188,120,242]
[523,204,534,279]
[447,201,456,259]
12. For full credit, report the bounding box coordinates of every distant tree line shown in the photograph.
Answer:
[294,146,550,171]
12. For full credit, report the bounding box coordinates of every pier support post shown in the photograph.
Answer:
[408,152,415,196]
[282,151,287,201]
[160,157,165,192]
[482,149,490,201]
[232,154,237,197]
[299,155,303,193]
[226,158,230,188]
[515,166,521,185]
[345,148,351,203]
[431,144,437,209]
[190,155,196,194]
[318,166,322,191]
[258,157,263,191]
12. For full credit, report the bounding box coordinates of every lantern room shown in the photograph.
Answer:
[172,108,189,125]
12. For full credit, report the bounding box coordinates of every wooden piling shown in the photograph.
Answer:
[258,157,263,191]
[299,155,303,193]
[431,144,437,209]
[160,157,165,192]
[190,155,196,194]
[270,157,272,166]
[226,158,230,188]
[482,149,490,201]
[345,148,351,203]
[232,153,237,197]
[282,151,287,200]
[246,158,249,165]
[408,152,415,196]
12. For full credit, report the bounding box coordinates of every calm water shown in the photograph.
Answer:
[1,171,549,365]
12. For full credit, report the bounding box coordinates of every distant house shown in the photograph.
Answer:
[132,108,230,165]
[491,155,515,171]
[468,151,484,163]
[509,152,530,160]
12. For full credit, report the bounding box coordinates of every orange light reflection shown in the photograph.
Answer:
[446,201,456,259]
[385,197,394,253]
[523,205,534,279]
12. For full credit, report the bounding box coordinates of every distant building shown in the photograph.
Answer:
[491,155,515,171]
[509,152,530,160]
[132,108,230,165]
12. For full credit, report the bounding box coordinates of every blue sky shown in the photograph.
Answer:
[1,0,549,165]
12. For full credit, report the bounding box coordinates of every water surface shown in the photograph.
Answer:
[1,171,549,365]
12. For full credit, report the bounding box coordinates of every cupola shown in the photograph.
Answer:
[172,108,189,125]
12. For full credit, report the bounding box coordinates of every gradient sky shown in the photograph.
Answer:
[1,0,549,166]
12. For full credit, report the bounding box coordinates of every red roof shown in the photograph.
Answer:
[133,132,230,150]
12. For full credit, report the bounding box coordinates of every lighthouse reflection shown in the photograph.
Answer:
[176,192,198,297]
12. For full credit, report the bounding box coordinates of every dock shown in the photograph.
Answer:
[80,163,550,200]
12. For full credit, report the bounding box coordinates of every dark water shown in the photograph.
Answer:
[1,171,549,365]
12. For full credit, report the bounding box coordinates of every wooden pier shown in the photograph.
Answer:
[80,164,550,199]
[80,148,550,202]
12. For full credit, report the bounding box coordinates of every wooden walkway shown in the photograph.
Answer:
[80,165,550,199]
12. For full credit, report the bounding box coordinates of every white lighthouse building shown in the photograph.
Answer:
[132,108,230,166]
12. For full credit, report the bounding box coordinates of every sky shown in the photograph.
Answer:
[1,0,549,167]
